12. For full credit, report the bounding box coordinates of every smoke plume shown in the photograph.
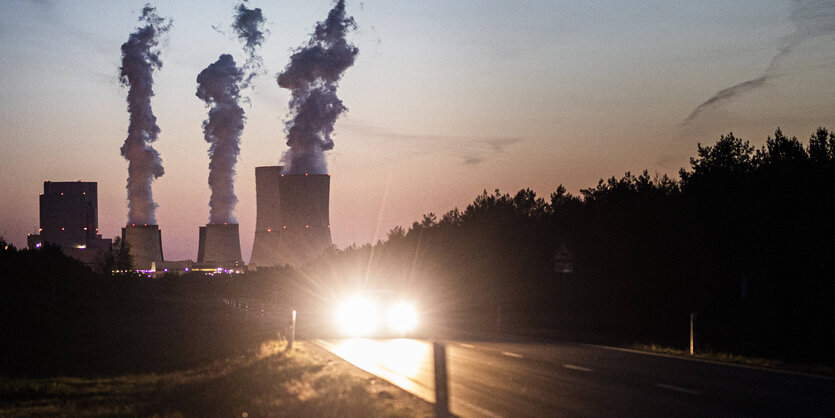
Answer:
[232,1,267,85]
[276,0,358,174]
[119,4,171,225]
[683,0,835,126]
[197,54,246,224]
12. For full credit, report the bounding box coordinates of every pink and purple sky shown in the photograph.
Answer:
[1,0,834,261]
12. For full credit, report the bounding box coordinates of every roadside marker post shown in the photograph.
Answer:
[287,310,297,351]
[690,312,697,355]
[433,341,450,418]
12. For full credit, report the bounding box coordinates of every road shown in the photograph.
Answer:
[313,339,835,418]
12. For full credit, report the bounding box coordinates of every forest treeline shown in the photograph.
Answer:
[2,127,834,374]
[297,127,835,362]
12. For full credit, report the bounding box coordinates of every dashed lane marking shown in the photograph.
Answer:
[563,364,593,372]
[502,351,524,358]
[655,383,702,396]
[459,343,475,349]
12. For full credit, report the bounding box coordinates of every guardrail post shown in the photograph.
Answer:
[287,310,297,351]
[433,341,450,418]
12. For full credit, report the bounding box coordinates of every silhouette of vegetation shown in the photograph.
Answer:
[295,127,835,364]
[2,127,833,378]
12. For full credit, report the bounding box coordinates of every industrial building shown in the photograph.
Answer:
[249,166,332,267]
[27,181,111,266]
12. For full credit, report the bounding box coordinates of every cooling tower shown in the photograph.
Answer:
[122,224,164,271]
[249,167,332,267]
[197,223,243,264]
[250,166,283,266]
[275,173,332,266]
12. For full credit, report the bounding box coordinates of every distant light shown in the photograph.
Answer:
[224,222,227,225]
[76,244,86,249]
[283,225,287,229]
[83,227,88,231]
[35,243,42,248]
[267,228,272,232]
[305,225,309,228]
[185,268,189,272]
[164,269,168,272]
[305,173,309,176]
[82,192,86,195]
[60,192,64,196]
[61,227,65,231]
[39,228,43,232]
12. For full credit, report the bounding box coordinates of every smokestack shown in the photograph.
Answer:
[122,224,164,271]
[119,5,171,225]
[249,167,332,267]
[197,223,243,265]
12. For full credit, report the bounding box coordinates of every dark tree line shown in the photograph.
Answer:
[2,127,833,374]
[300,127,835,363]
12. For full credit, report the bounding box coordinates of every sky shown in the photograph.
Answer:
[1,0,834,262]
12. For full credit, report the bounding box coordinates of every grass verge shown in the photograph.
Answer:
[0,339,433,417]
[631,343,835,377]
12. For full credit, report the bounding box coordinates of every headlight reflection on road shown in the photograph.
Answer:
[333,339,431,393]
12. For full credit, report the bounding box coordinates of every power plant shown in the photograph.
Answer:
[27,181,112,266]
[249,166,332,267]
[122,224,164,271]
[197,223,243,267]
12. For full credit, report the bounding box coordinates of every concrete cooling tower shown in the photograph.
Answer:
[249,166,332,267]
[122,224,164,271]
[197,223,243,265]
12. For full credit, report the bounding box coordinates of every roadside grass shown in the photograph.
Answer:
[0,340,433,417]
[632,343,835,377]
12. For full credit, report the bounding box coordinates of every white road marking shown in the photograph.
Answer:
[459,343,475,349]
[655,383,702,396]
[563,364,593,372]
[502,351,524,358]
[456,398,504,418]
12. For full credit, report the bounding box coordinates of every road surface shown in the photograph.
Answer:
[314,339,835,417]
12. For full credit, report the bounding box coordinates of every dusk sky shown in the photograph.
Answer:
[1,0,834,262]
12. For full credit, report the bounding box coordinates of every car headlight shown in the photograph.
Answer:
[387,302,418,334]
[337,297,378,336]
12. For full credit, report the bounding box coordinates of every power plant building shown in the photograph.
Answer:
[27,181,111,266]
[249,166,332,267]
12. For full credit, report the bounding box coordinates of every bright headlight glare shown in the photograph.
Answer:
[387,302,418,334]
[338,297,378,336]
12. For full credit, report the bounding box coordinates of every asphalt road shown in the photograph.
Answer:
[313,339,835,418]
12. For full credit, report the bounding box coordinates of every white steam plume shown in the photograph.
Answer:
[276,0,358,174]
[196,54,246,224]
[119,4,171,225]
